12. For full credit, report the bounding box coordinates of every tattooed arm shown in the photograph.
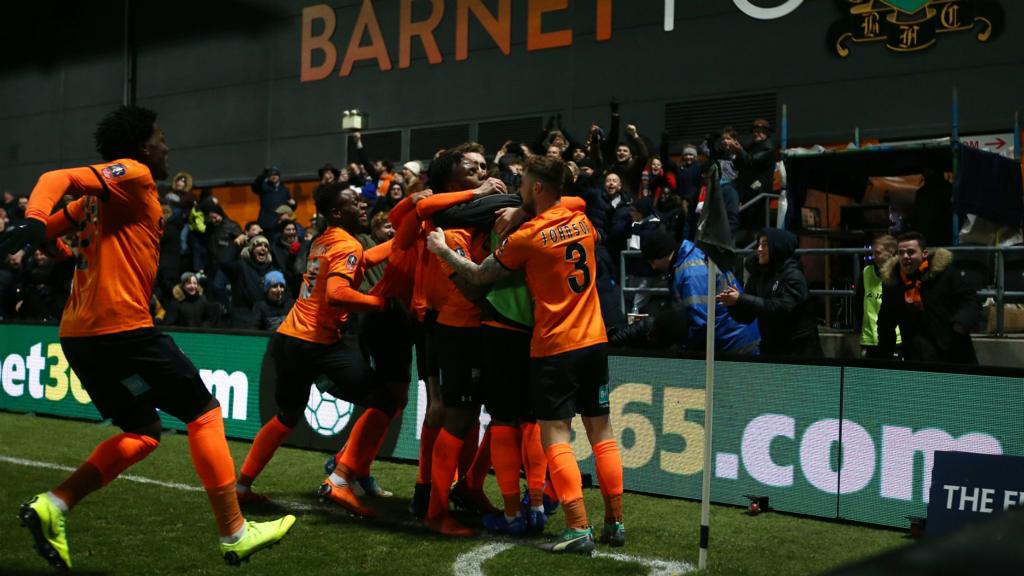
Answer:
[426,228,510,286]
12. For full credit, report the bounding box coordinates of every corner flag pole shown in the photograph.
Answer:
[699,260,717,569]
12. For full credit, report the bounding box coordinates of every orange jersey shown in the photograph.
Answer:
[278,227,366,344]
[435,228,488,328]
[371,199,419,305]
[494,203,607,357]
[25,160,162,338]
[411,223,450,321]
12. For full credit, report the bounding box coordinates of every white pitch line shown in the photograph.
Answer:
[453,541,694,576]
[452,542,515,576]
[593,551,695,576]
[0,455,313,511]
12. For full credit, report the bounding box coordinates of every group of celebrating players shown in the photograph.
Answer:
[5,105,624,571]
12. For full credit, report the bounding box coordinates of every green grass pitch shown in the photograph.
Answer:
[0,411,908,575]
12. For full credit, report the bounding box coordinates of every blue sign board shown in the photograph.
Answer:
[927,451,1024,536]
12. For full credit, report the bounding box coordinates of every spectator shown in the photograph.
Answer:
[318,162,341,186]
[349,131,384,200]
[163,271,223,328]
[230,234,280,328]
[243,221,263,241]
[183,193,208,272]
[373,159,397,199]
[640,156,676,201]
[730,119,777,245]
[270,221,303,294]
[718,228,822,357]
[165,171,193,208]
[608,124,650,194]
[252,270,294,331]
[655,190,686,242]
[0,190,15,216]
[8,195,29,226]
[617,231,760,354]
[251,165,292,231]
[370,180,405,221]
[603,172,634,261]
[531,113,581,161]
[0,249,28,318]
[876,231,981,364]
[401,161,425,194]
[270,204,305,242]
[854,234,901,358]
[156,202,183,300]
[626,197,662,252]
[18,247,74,323]
[202,203,244,306]
[355,212,391,291]
[708,130,742,237]
[673,144,704,240]
[370,211,395,244]
[733,119,776,203]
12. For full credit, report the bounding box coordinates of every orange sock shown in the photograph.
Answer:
[187,407,245,537]
[546,443,587,529]
[417,423,440,485]
[490,425,522,517]
[239,416,292,486]
[544,472,559,503]
[593,439,624,522]
[337,408,392,478]
[520,422,547,507]
[52,433,159,510]
[457,421,480,482]
[465,425,492,492]
[427,428,463,521]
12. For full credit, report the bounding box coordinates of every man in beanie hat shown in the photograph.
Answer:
[253,270,294,331]
[401,161,424,194]
[230,234,280,328]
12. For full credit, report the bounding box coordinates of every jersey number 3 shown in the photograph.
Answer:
[564,242,591,294]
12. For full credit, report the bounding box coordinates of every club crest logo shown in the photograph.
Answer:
[346,254,358,270]
[101,163,127,180]
[827,0,1002,58]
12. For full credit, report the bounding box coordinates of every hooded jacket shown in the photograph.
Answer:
[672,241,761,354]
[163,282,221,327]
[231,239,281,327]
[730,229,822,356]
[876,248,981,364]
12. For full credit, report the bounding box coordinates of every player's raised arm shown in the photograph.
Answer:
[426,227,509,286]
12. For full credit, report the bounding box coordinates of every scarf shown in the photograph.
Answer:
[900,259,929,310]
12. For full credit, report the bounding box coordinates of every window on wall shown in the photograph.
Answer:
[665,93,777,151]
[477,117,544,158]
[346,130,402,166]
[409,124,471,161]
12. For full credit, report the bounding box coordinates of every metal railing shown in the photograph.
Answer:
[739,193,781,249]
[620,245,1024,336]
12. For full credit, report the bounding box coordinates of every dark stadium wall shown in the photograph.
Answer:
[1,0,1021,192]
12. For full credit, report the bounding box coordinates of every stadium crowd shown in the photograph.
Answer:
[1,101,981,364]
[1,104,773,331]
